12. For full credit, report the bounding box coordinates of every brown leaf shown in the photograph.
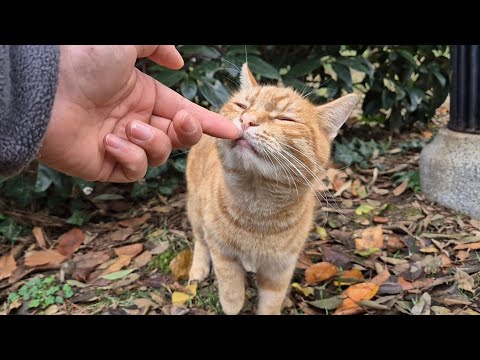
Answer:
[440,254,452,268]
[332,171,348,192]
[134,298,159,310]
[355,226,384,251]
[456,250,470,261]
[73,251,110,269]
[114,243,143,257]
[169,249,193,281]
[321,246,352,269]
[151,205,173,214]
[0,254,17,280]
[32,227,47,248]
[371,269,391,285]
[455,269,475,294]
[350,179,362,196]
[454,242,480,250]
[386,235,405,252]
[410,292,431,315]
[334,269,364,286]
[110,227,134,242]
[24,250,67,267]
[296,252,314,270]
[305,262,338,284]
[101,255,132,276]
[422,131,433,140]
[139,274,171,289]
[132,251,152,268]
[150,242,170,255]
[118,213,151,228]
[56,228,85,257]
[373,216,389,224]
[393,180,409,196]
[380,256,408,265]
[334,282,379,315]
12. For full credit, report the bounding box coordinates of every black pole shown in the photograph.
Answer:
[449,45,480,134]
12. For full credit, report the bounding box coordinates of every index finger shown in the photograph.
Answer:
[152,79,240,139]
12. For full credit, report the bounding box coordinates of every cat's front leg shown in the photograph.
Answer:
[209,244,246,315]
[256,259,297,315]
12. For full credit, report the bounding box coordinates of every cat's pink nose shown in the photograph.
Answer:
[241,114,258,130]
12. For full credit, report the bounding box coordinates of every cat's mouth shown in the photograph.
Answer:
[233,136,257,154]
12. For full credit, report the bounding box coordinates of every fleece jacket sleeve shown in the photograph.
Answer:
[0,45,60,177]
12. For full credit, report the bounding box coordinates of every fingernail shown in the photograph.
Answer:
[105,134,127,149]
[131,121,153,141]
[181,113,198,133]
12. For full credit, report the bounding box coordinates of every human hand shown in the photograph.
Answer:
[39,45,239,182]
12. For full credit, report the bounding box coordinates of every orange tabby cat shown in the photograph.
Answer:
[186,64,356,315]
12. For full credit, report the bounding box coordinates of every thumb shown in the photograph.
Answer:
[134,45,184,69]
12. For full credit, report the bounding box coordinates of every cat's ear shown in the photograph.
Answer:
[317,94,357,140]
[240,63,258,89]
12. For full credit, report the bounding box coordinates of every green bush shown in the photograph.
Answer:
[0,45,450,227]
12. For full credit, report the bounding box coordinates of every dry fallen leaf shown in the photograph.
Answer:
[0,253,17,280]
[32,227,47,248]
[24,250,67,267]
[334,282,379,315]
[454,242,480,250]
[169,249,193,281]
[56,228,85,258]
[350,179,362,196]
[172,291,191,305]
[440,254,452,268]
[118,213,151,228]
[371,269,391,285]
[380,256,408,265]
[355,225,384,251]
[332,171,348,192]
[114,243,143,257]
[456,250,470,261]
[73,251,110,269]
[372,216,389,224]
[411,292,431,315]
[393,180,409,197]
[150,242,170,255]
[305,262,338,284]
[296,251,314,270]
[109,227,134,242]
[291,282,314,297]
[431,306,452,315]
[334,269,364,286]
[386,235,405,252]
[455,269,475,294]
[101,255,132,276]
[132,251,152,268]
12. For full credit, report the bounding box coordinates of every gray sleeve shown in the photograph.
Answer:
[0,45,60,177]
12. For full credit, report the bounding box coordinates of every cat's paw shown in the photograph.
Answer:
[188,264,210,283]
[221,299,244,315]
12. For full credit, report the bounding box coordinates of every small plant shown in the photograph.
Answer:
[149,249,176,274]
[7,275,75,310]
[333,138,388,168]
[400,139,425,152]
[393,170,421,193]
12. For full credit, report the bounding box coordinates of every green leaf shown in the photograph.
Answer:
[45,295,55,306]
[226,45,261,56]
[308,296,344,310]
[336,56,374,78]
[101,269,135,281]
[198,80,229,108]
[180,79,198,100]
[152,68,187,87]
[55,296,64,304]
[406,88,425,112]
[396,49,417,66]
[432,71,446,87]
[66,210,91,226]
[35,164,62,192]
[173,158,187,173]
[179,45,221,59]
[247,56,280,80]
[355,248,381,257]
[28,299,41,308]
[288,57,321,77]
[381,89,395,109]
[332,63,352,91]
[8,293,20,303]
[355,204,375,216]
[62,284,74,299]
[93,194,125,201]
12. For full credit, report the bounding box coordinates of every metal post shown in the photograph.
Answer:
[449,45,480,134]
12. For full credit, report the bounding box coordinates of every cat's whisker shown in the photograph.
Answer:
[275,141,348,222]
[264,146,298,198]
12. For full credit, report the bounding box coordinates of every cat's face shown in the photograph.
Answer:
[217,64,357,183]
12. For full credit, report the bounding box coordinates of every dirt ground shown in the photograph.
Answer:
[1,99,479,315]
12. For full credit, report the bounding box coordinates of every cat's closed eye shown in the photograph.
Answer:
[234,102,247,110]
[276,116,296,122]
